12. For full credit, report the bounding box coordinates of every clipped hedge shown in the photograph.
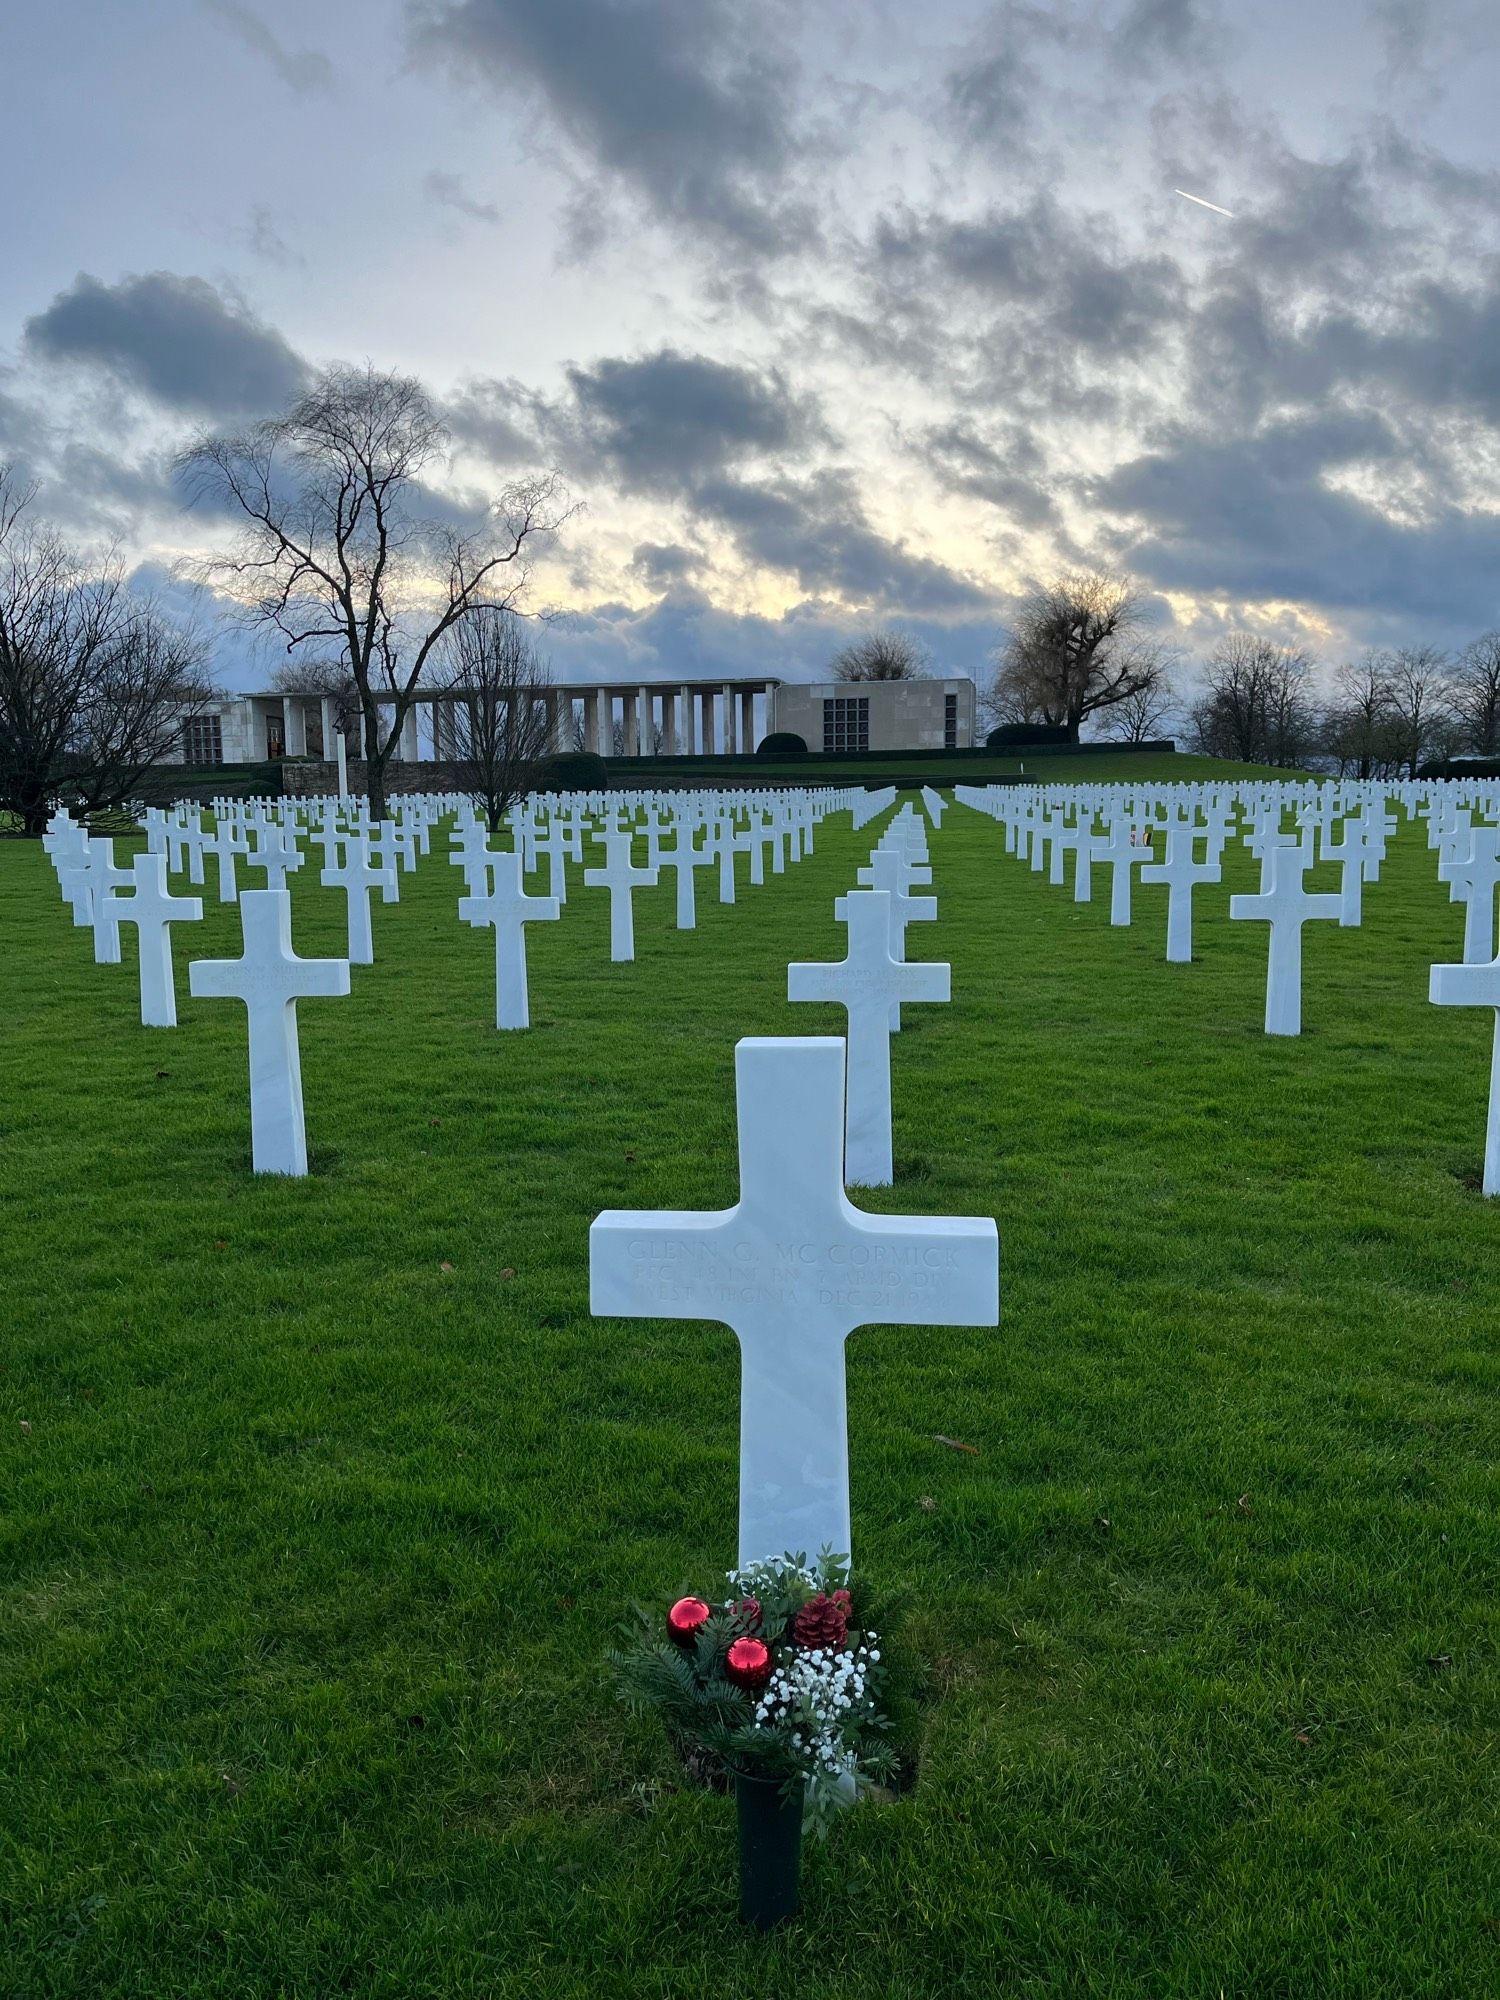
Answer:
[986,722,1072,748]
[1418,757,1500,780]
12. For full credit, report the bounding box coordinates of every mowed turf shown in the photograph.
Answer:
[1,799,1497,1999]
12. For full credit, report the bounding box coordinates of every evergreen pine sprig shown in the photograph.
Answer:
[608,1551,900,1836]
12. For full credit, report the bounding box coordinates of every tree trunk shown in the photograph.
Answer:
[19,775,50,838]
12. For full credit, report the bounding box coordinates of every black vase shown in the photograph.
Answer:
[734,1767,804,1929]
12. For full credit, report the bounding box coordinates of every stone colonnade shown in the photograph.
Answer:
[390,680,776,760]
[267,680,776,763]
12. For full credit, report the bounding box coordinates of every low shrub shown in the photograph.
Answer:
[756,732,808,756]
[532,750,609,789]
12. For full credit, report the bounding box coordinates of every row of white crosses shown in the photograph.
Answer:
[46,784,864,1174]
[958,773,1500,1189]
[453,791,838,1024]
[960,779,1372,1034]
[789,804,946,1185]
[1425,791,1500,1192]
[592,794,999,1570]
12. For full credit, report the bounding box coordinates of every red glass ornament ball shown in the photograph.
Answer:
[725,1636,774,1690]
[667,1596,712,1644]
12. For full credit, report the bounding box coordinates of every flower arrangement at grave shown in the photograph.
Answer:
[609,1549,897,1837]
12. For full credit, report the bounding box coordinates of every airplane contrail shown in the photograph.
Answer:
[1173,188,1235,218]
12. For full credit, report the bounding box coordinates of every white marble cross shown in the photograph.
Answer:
[852,847,937,1028]
[207,819,246,904]
[788,890,949,1185]
[188,889,350,1175]
[459,850,561,1028]
[322,836,395,964]
[1140,820,1220,963]
[85,838,133,964]
[1229,847,1341,1035]
[531,816,572,903]
[1430,951,1500,1194]
[248,823,304,893]
[590,1036,999,1566]
[366,825,403,900]
[584,829,659,961]
[52,828,95,929]
[1438,825,1500,963]
[1099,816,1153,925]
[449,819,497,901]
[658,822,712,930]
[113,851,203,1026]
[1320,815,1369,927]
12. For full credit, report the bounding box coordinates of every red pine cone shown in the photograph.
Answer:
[792,1589,852,1651]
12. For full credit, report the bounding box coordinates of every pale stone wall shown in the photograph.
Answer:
[768,677,976,752]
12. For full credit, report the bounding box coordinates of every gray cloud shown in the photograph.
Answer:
[408,0,814,247]
[542,585,999,691]
[453,348,824,497]
[563,349,823,495]
[24,271,310,418]
[199,0,334,95]
[423,170,502,224]
[1110,0,1224,73]
[914,418,1059,529]
[867,195,1186,387]
[243,205,304,269]
[942,3,1077,165]
[630,540,703,587]
[695,469,996,617]
[1096,414,1500,632]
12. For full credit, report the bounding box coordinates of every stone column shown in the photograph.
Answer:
[740,687,756,754]
[679,686,695,754]
[596,688,615,757]
[544,691,563,753]
[317,696,334,761]
[721,683,738,755]
[282,696,307,756]
[401,705,420,763]
[623,688,639,757]
[582,690,600,757]
[637,686,653,755]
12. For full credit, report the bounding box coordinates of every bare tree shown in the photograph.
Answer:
[1100,669,1177,745]
[175,364,570,820]
[1446,633,1500,757]
[830,627,931,681]
[986,572,1168,740]
[434,608,552,834]
[1385,645,1451,777]
[0,469,217,835]
[1321,654,1399,779]
[1189,634,1317,767]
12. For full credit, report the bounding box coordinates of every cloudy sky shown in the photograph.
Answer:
[5,0,1500,702]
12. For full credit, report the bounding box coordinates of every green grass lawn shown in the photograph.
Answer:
[2,799,1496,1998]
[606,749,1299,785]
